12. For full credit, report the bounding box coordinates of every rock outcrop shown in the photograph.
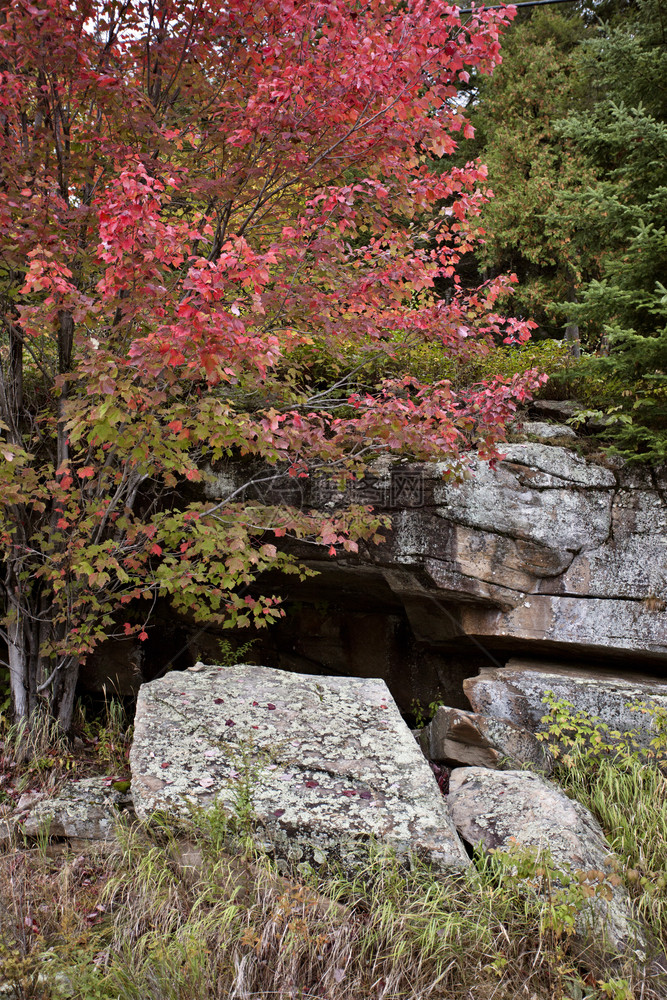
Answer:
[464,660,667,745]
[365,443,667,659]
[448,766,644,958]
[88,438,666,713]
[201,440,667,706]
[130,663,470,873]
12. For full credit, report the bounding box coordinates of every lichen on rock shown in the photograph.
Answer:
[130,663,470,873]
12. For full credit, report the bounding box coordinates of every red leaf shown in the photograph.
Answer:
[267,704,276,710]
[77,466,95,479]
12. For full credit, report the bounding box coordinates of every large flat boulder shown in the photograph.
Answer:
[448,767,644,958]
[130,664,470,873]
[464,660,667,745]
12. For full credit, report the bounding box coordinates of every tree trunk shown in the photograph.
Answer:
[7,604,28,720]
[56,658,79,732]
[565,275,581,359]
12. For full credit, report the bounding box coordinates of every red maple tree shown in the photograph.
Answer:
[0,0,541,728]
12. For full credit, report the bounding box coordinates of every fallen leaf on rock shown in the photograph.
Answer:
[305,780,319,788]
[199,776,215,788]
[225,719,235,727]
[359,791,372,800]
[341,790,356,797]
[214,698,224,705]
[273,809,285,818]
[267,704,276,710]
[160,762,171,769]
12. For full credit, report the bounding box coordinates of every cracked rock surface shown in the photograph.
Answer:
[130,663,470,873]
[369,444,667,656]
[204,443,667,662]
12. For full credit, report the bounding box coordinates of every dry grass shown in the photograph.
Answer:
[25,812,658,1000]
[1,695,666,1000]
[555,752,667,950]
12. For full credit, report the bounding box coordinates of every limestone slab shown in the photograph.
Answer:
[464,662,667,743]
[22,778,132,840]
[130,664,470,872]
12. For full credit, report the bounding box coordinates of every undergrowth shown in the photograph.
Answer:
[1,691,666,999]
[20,818,653,1000]
[0,803,661,1000]
[538,694,667,951]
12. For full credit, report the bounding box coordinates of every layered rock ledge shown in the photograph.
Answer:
[238,442,667,665]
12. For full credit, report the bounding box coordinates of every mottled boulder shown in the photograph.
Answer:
[529,399,584,423]
[130,663,470,873]
[448,767,643,957]
[464,660,667,746]
[418,706,552,773]
[22,778,133,840]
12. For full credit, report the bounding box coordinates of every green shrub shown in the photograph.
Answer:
[283,335,572,400]
[538,694,667,947]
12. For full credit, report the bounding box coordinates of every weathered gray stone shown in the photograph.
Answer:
[530,399,585,423]
[130,663,470,872]
[341,446,665,657]
[519,420,578,441]
[448,767,643,957]
[418,706,553,773]
[16,790,46,813]
[464,661,667,745]
[22,778,133,840]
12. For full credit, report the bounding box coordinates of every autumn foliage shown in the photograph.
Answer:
[0,0,542,727]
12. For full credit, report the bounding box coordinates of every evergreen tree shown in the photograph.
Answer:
[559,0,667,460]
[462,10,596,342]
